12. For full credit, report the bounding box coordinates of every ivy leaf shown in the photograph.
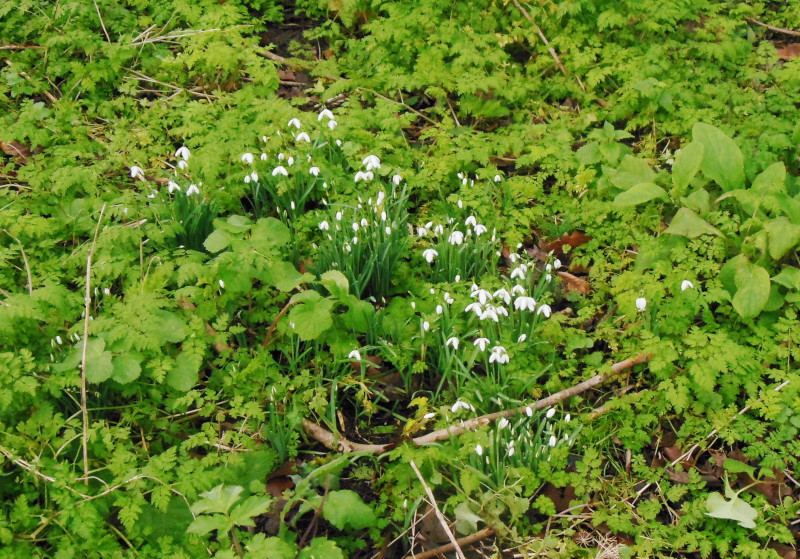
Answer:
[764,217,800,260]
[664,208,723,238]
[692,123,744,192]
[613,182,668,207]
[732,261,771,319]
[166,350,200,391]
[672,141,704,191]
[322,490,377,531]
[705,492,757,529]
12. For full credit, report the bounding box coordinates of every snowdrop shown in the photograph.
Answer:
[471,288,492,305]
[130,166,145,180]
[681,280,694,291]
[287,118,302,129]
[362,154,381,171]
[319,220,330,231]
[241,152,254,164]
[433,224,445,235]
[177,160,188,170]
[186,184,200,196]
[423,412,435,419]
[260,153,268,161]
[494,175,502,182]
[422,248,438,263]
[489,345,509,364]
[272,166,288,177]
[296,132,311,143]
[493,288,511,305]
[354,170,374,182]
[443,292,454,304]
[498,418,510,430]
[480,307,500,322]
[549,435,557,447]
[318,109,334,121]
[435,305,443,315]
[446,337,459,350]
[448,231,464,245]
[328,120,337,130]
[517,333,527,343]
[392,174,402,185]
[451,400,475,413]
[511,285,525,296]
[465,301,483,315]
[473,337,490,352]
[510,265,528,280]
[636,297,647,311]
[417,226,428,237]
[175,146,190,160]
[546,407,556,419]
[250,171,259,182]
[554,258,562,269]
[348,349,362,361]
[309,166,320,176]
[422,321,430,332]
[219,279,225,289]
[514,296,536,312]
[287,156,294,166]
[536,304,552,318]
[167,180,181,193]
[475,444,484,456]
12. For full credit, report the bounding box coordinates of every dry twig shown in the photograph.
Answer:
[745,16,800,38]
[411,527,496,559]
[303,352,652,453]
[409,460,466,559]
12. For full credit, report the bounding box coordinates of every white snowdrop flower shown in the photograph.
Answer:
[546,274,552,283]
[422,248,438,263]
[168,180,181,193]
[307,153,313,161]
[175,146,190,160]
[494,174,502,182]
[348,349,361,361]
[457,172,464,179]
[380,210,387,221]
[56,336,63,345]
[465,215,477,227]
[130,166,145,180]
[336,139,342,146]
[147,191,156,198]
[446,337,459,350]
[328,120,337,130]
[423,412,435,419]
[296,132,311,143]
[318,109,334,121]
[451,400,475,413]
[319,220,330,231]
[498,418,510,430]
[385,226,391,235]
[471,288,492,306]
[565,414,571,423]
[546,264,552,272]
[435,304,443,315]
[260,153,268,161]
[352,222,359,232]
[360,218,369,228]
[462,178,468,186]
[422,320,430,332]
[335,211,343,221]
[465,301,483,315]
[444,292,454,304]
[554,258,562,269]
[474,337,490,352]
[495,306,508,317]
[362,154,381,171]
[514,296,536,312]
[429,288,435,295]
[287,118,302,129]
[511,285,525,295]
[186,184,200,196]
[344,243,352,252]
[376,191,385,205]
[392,174,402,185]
[309,166,320,176]
[250,171,259,182]
[411,301,416,309]
[425,221,434,229]
[433,224,445,235]
[636,297,647,311]
[510,265,527,280]
[219,279,225,289]
[241,152,254,164]
[509,253,518,263]
[489,345,509,364]
[537,304,552,318]
[287,156,295,166]
[262,136,268,143]
[546,407,556,419]
[457,199,463,209]
[493,288,511,305]
[272,166,288,177]
[289,322,295,329]
[354,170,374,182]
[681,280,694,291]
[475,444,483,456]
[278,152,285,161]
[549,435,557,447]
[454,275,461,282]
[525,407,533,417]
[290,201,296,210]
[448,231,464,245]
[517,333,527,343]
[177,159,189,170]
[508,446,515,457]
[103,288,111,296]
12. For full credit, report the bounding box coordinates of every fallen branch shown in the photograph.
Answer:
[745,16,800,38]
[411,527,496,559]
[303,352,652,453]
[409,460,466,559]
[0,44,44,51]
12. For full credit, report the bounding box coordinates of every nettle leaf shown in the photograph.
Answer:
[672,141,704,191]
[764,217,800,260]
[705,492,757,529]
[322,490,377,531]
[610,155,655,189]
[613,182,668,207]
[665,208,723,238]
[692,123,744,192]
[732,260,771,319]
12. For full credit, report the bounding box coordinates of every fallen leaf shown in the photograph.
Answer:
[0,141,31,163]
[542,231,592,255]
[557,271,591,294]
[777,43,800,60]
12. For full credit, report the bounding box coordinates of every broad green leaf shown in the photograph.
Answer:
[772,267,800,290]
[664,208,723,238]
[613,182,668,207]
[322,490,377,531]
[186,515,228,536]
[751,162,786,195]
[672,141,704,190]
[719,254,749,296]
[252,217,290,248]
[764,217,800,260]
[705,492,757,529]
[192,485,244,515]
[85,338,114,383]
[717,189,761,216]
[680,189,710,215]
[287,298,334,341]
[454,501,483,534]
[610,155,656,189]
[166,350,200,391]
[266,260,307,292]
[152,310,186,343]
[319,270,350,299]
[204,229,230,253]
[298,538,343,559]
[692,123,744,191]
[723,458,755,477]
[111,354,141,384]
[776,193,800,223]
[229,496,271,527]
[732,262,770,319]
[245,535,297,558]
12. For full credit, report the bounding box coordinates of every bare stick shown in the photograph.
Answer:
[409,460,466,559]
[0,44,44,50]
[4,229,33,294]
[93,0,111,43]
[261,299,300,347]
[412,527,496,559]
[303,352,652,453]
[80,203,106,484]
[745,16,800,38]
[510,0,586,92]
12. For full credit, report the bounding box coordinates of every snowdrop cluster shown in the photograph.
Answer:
[416,214,496,282]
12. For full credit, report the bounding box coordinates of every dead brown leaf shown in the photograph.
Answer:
[541,231,592,256]
[777,43,800,60]
[557,271,591,294]
[0,141,31,163]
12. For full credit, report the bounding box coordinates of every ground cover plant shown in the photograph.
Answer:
[2,0,800,557]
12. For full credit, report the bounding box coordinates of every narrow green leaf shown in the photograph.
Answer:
[692,123,744,191]
[613,182,668,207]
[664,208,723,238]
[672,141,704,190]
